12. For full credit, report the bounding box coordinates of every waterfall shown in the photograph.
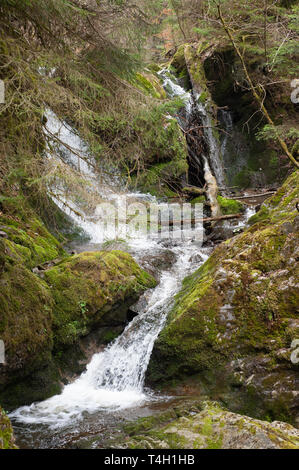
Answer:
[194,98,226,189]
[159,70,226,189]
[220,109,233,161]
[10,233,210,428]
[9,104,210,429]
[9,78,254,435]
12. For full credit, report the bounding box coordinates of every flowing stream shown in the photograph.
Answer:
[9,71,255,448]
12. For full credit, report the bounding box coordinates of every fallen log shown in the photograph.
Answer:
[161,213,242,226]
[182,185,206,195]
[231,191,276,200]
[200,213,242,223]
[202,156,222,219]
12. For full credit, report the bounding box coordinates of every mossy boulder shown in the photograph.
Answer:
[0,245,156,409]
[134,72,167,100]
[44,250,157,348]
[148,171,299,424]
[0,407,17,449]
[120,401,299,449]
[0,206,63,407]
[0,196,64,269]
[217,196,245,215]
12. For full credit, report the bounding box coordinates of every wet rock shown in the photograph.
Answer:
[0,250,156,409]
[138,249,177,279]
[0,407,17,449]
[188,252,205,264]
[148,171,299,424]
[120,401,299,449]
[206,225,235,242]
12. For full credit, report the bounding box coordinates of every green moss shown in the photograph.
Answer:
[0,198,64,269]
[148,171,299,422]
[184,44,210,96]
[44,250,157,348]
[0,241,156,408]
[119,401,299,449]
[191,196,206,205]
[134,72,166,100]
[0,407,17,449]
[134,135,188,197]
[217,196,245,215]
[0,262,54,360]
[171,45,187,75]
[248,205,270,225]
[233,168,253,188]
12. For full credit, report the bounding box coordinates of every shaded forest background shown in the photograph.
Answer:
[0,0,298,227]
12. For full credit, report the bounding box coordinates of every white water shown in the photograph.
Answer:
[220,109,233,161]
[195,98,226,189]
[10,235,210,428]
[10,101,210,429]
[159,69,226,189]
[10,73,253,432]
[44,109,158,243]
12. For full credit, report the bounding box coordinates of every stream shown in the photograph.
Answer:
[8,71,256,449]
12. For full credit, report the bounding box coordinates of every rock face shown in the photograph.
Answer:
[0,207,156,409]
[121,402,299,449]
[148,171,299,425]
[0,407,17,449]
[44,251,157,349]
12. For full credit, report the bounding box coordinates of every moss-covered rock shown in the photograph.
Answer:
[148,171,299,424]
[0,202,63,408]
[0,196,64,269]
[0,244,156,409]
[217,196,245,215]
[134,72,167,100]
[120,401,299,449]
[0,407,17,449]
[184,43,212,99]
[44,250,157,348]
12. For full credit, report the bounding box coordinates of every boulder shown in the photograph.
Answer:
[0,407,17,449]
[121,401,299,449]
[148,171,299,425]
[0,248,156,409]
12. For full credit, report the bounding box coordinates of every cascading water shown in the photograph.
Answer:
[159,69,226,189]
[220,109,233,161]
[10,237,210,430]
[9,74,254,447]
[194,98,226,190]
[9,102,210,432]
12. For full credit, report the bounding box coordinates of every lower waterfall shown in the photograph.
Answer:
[10,236,210,428]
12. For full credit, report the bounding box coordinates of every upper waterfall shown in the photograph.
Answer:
[159,69,226,190]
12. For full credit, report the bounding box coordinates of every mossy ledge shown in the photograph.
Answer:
[0,407,17,449]
[0,229,156,409]
[147,171,299,425]
[118,401,299,449]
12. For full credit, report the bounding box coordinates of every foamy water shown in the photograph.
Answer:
[10,239,210,429]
